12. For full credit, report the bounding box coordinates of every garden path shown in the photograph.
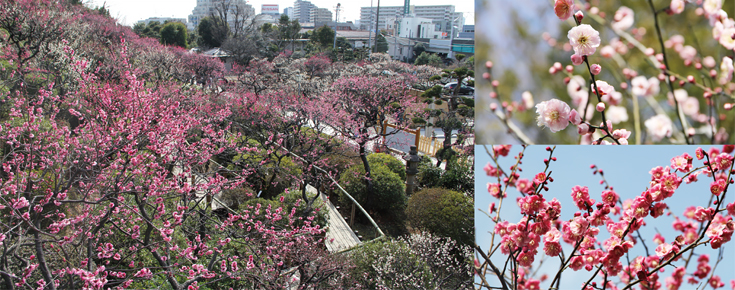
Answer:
[305,185,361,253]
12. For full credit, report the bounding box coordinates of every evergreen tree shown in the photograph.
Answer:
[414,52,443,67]
[311,25,335,48]
[160,21,188,48]
[375,33,389,53]
[197,16,228,48]
[133,21,162,40]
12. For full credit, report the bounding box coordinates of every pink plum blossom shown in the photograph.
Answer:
[554,0,576,21]
[679,46,697,61]
[569,109,582,125]
[590,64,602,75]
[577,123,589,135]
[671,153,694,172]
[596,102,606,112]
[602,91,622,106]
[568,24,601,56]
[592,80,615,97]
[704,56,717,68]
[535,99,571,132]
[600,46,616,58]
[571,53,584,65]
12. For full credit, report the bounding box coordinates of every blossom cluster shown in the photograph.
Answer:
[482,0,735,144]
[476,145,735,290]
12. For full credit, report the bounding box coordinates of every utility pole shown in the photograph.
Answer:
[373,0,380,53]
[367,0,373,50]
[394,19,398,60]
[333,3,341,49]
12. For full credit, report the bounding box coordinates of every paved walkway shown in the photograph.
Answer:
[305,185,361,253]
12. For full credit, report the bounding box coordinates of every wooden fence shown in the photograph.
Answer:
[381,121,464,157]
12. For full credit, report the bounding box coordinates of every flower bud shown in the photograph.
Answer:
[596,102,606,112]
[575,11,584,22]
[590,64,602,75]
[571,54,584,65]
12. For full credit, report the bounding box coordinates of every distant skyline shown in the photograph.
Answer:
[83,0,475,27]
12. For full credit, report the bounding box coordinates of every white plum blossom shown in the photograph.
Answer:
[719,56,733,85]
[607,105,629,124]
[535,99,572,133]
[645,114,673,142]
[631,76,660,97]
[682,97,700,117]
[522,91,535,109]
[704,0,723,16]
[611,7,635,31]
[568,24,601,56]
[719,27,735,50]
[567,75,588,106]
[669,89,688,103]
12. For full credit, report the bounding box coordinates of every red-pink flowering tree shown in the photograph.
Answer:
[476,144,735,290]
[0,6,353,283]
[322,74,424,210]
[0,48,353,290]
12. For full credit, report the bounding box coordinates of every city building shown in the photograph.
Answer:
[458,24,474,39]
[310,7,333,27]
[284,7,294,20]
[399,17,439,39]
[293,0,316,24]
[360,5,464,37]
[188,0,255,30]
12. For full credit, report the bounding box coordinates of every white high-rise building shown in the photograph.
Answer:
[293,0,317,24]
[284,7,295,20]
[360,5,464,37]
[188,0,255,30]
[310,7,332,26]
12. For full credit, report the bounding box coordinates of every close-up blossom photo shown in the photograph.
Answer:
[476,0,735,144]
[475,144,735,290]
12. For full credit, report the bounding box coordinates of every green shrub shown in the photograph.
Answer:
[242,198,282,215]
[234,149,303,199]
[367,153,406,180]
[241,190,329,230]
[277,190,329,229]
[416,155,473,196]
[339,163,406,215]
[216,186,256,210]
[417,156,443,188]
[406,188,473,245]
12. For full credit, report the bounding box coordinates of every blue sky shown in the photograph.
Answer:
[475,145,735,289]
